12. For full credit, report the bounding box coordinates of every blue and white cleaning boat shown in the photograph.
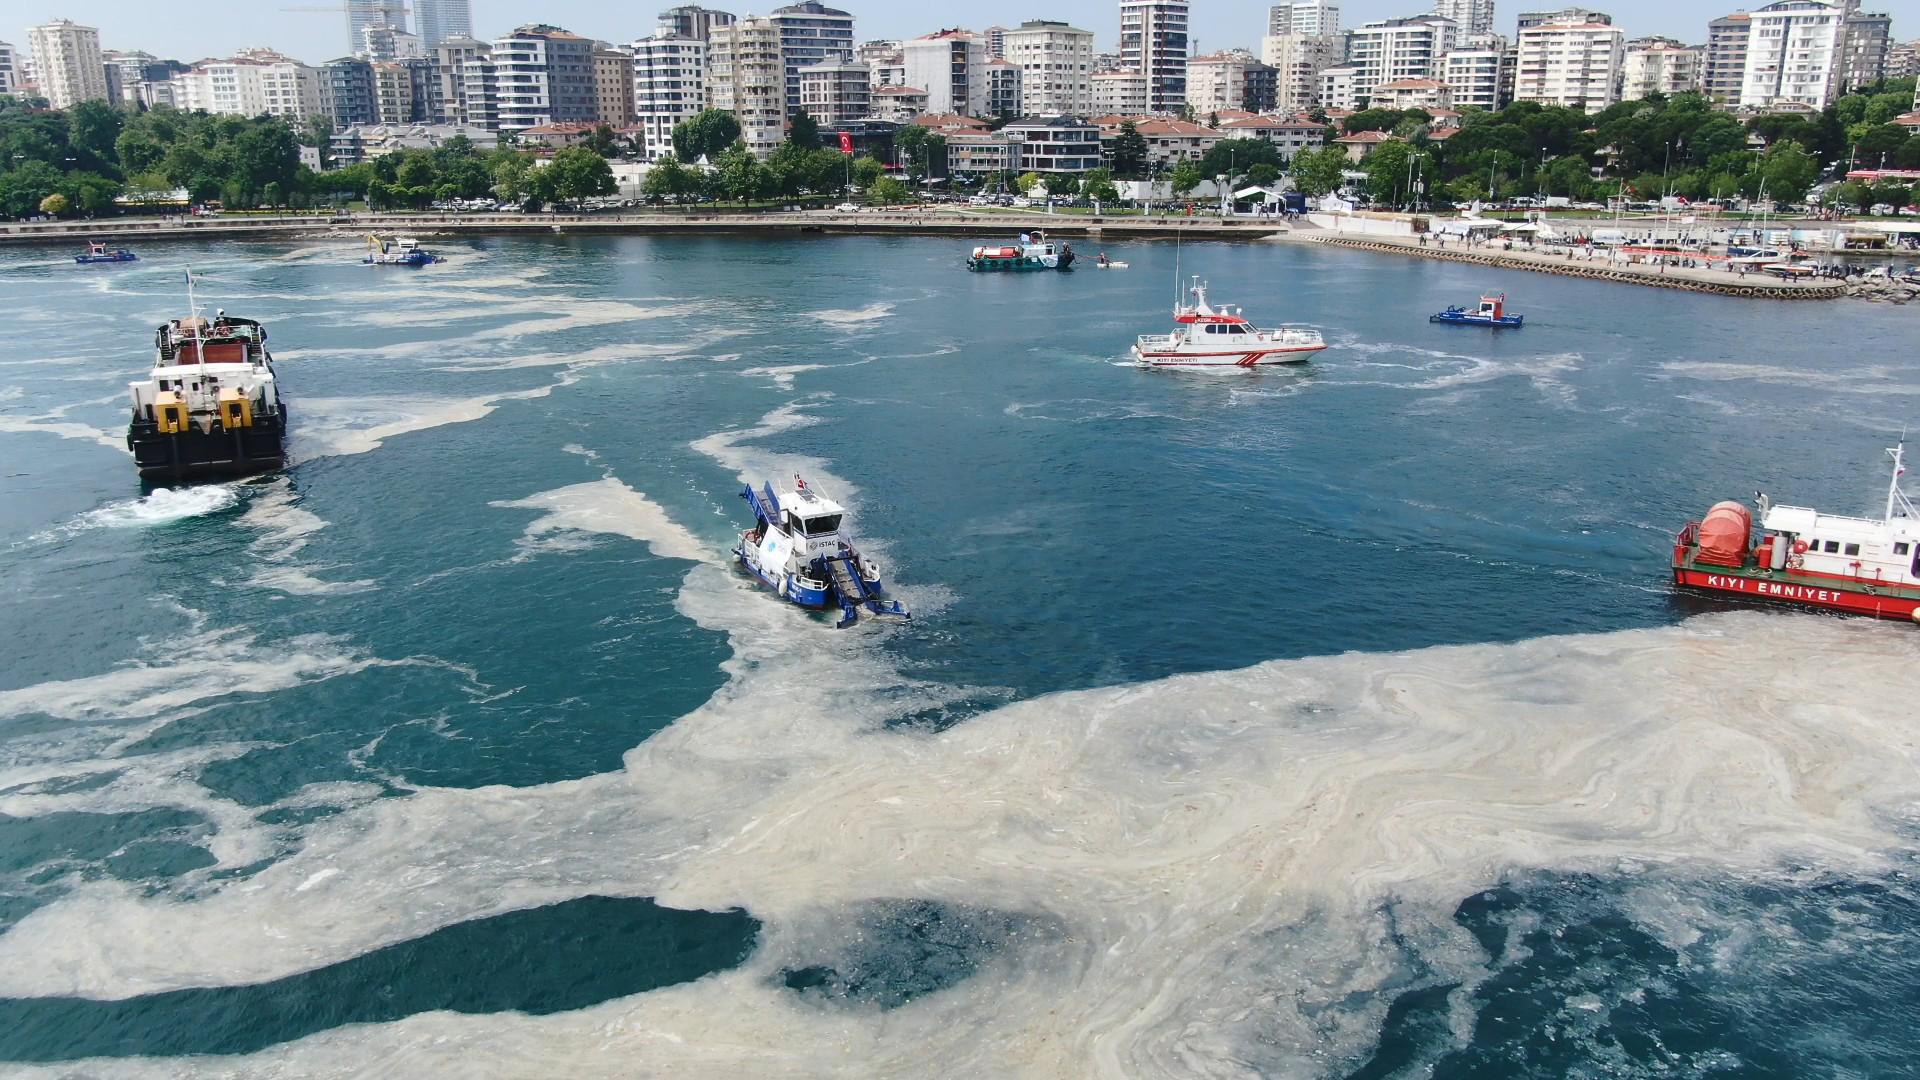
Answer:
[362,235,441,266]
[1431,293,1523,328]
[736,476,908,628]
[76,241,137,264]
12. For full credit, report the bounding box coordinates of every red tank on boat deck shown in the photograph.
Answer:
[1694,501,1752,566]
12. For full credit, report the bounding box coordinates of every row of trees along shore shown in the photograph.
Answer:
[0,78,1915,218]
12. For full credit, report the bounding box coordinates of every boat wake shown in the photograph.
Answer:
[69,486,242,531]
[809,303,893,328]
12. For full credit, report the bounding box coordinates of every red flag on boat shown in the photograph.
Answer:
[838,131,853,155]
[795,474,807,490]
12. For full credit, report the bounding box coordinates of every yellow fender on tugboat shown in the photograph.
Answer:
[217,387,253,428]
[155,390,188,435]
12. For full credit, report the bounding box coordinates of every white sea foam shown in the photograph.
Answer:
[292,378,574,459]
[810,302,893,328]
[738,364,829,390]
[70,486,240,530]
[490,477,711,565]
[235,481,375,596]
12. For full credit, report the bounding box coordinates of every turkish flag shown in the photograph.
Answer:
[839,131,854,155]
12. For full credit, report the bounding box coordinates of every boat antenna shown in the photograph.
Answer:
[1889,435,1915,520]
[1171,225,1182,315]
[184,268,208,367]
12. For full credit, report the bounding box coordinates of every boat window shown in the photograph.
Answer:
[1823,541,1840,554]
[1897,542,1910,556]
[1844,543,1860,557]
[1913,547,1920,577]
[804,515,842,535]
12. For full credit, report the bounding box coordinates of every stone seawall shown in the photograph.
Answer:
[1302,234,1846,301]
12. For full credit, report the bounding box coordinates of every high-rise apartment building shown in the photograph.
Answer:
[431,36,488,124]
[1514,18,1624,113]
[1515,7,1611,30]
[176,51,322,120]
[482,24,597,134]
[1435,0,1496,37]
[983,26,1010,58]
[1092,69,1149,114]
[1442,36,1514,110]
[1261,32,1343,112]
[1186,51,1258,114]
[345,0,408,56]
[102,50,159,106]
[1003,19,1095,118]
[770,2,855,117]
[1704,12,1751,103]
[1622,37,1702,99]
[798,58,870,125]
[1268,1,1341,37]
[659,6,736,42]
[1347,15,1457,105]
[986,59,1023,117]
[593,44,635,123]
[631,30,706,160]
[1739,0,1846,111]
[708,15,786,155]
[1119,0,1190,114]
[1840,12,1892,90]
[415,0,473,49]
[25,20,107,109]
[902,29,989,117]
[362,25,424,61]
[321,57,379,127]
[0,41,17,97]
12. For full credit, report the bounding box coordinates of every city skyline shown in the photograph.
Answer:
[14,0,1917,68]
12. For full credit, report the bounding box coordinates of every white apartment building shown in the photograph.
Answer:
[1347,16,1457,106]
[1434,0,1496,37]
[798,59,870,126]
[0,41,17,96]
[1442,40,1513,110]
[1119,0,1190,114]
[1622,38,1702,99]
[1186,52,1256,114]
[709,16,786,156]
[1268,1,1341,37]
[1260,32,1343,111]
[631,30,705,160]
[1003,19,1094,117]
[1320,64,1361,110]
[26,20,107,109]
[987,59,1022,117]
[1514,18,1625,113]
[771,2,856,117]
[432,36,488,124]
[1092,69,1150,115]
[176,52,322,121]
[1739,0,1846,111]
[902,29,989,117]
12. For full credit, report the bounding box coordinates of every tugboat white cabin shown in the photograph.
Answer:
[126,299,287,481]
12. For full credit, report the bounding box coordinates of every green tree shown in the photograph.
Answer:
[548,145,617,203]
[1290,144,1349,197]
[1081,167,1119,202]
[671,109,742,163]
[65,100,124,176]
[1756,139,1818,202]
[1363,140,1429,206]
[644,157,696,201]
[0,160,63,217]
[894,124,946,182]
[39,192,69,216]
[1168,160,1204,197]
[851,155,884,189]
[787,110,821,150]
[714,144,771,204]
[1014,171,1044,195]
[1245,162,1280,187]
[869,176,908,204]
[1110,121,1150,179]
[581,123,620,158]
[1199,137,1283,181]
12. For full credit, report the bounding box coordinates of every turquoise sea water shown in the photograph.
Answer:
[1,233,1918,1076]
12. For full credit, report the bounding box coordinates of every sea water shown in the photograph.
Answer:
[0,234,1916,1077]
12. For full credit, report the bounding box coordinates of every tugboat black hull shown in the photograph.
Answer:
[127,409,289,481]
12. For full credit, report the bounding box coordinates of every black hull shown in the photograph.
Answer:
[128,409,288,481]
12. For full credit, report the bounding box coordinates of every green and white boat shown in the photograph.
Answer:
[967,231,1075,272]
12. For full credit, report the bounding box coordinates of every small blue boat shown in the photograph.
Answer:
[735,476,908,628]
[75,242,137,264]
[362,235,442,266]
[1431,293,1523,328]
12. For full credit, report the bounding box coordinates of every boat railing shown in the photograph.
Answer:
[1674,521,1701,563]
[1134,333,1176,349]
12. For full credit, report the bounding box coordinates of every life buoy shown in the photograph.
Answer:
[1791,539,1809,555]
[1786,554,1805,571]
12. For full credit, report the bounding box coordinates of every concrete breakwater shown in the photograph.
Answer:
[1301,234,1846,301]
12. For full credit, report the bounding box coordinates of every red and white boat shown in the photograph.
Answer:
[1672,441,1920,622]
[1131,278,1326,368]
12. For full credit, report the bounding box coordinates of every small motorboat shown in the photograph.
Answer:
[735,475,909,628]
[1131,278,1326,367]
[75,242,137,264]
[1431,293,1523,328]
[363,235,442,266]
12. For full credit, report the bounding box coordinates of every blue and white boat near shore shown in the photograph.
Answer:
[1431,293,1524,328]
[736,476,908,627]
[75,241,137,264]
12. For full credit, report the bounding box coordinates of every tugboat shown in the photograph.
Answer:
[735,476,908,627]
[1672,441,1920,622]
[75,241,137,264]
[1431,293,1524,328]
[362,235,441,266]
[1131,278,1326,367]
[967,230,1074,272]
[126,274,287,481]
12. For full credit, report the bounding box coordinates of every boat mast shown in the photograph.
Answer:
[1888,439,1914,520]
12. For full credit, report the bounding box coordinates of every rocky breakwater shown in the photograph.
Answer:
[1843,273,1920,304]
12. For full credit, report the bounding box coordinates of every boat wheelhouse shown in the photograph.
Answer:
[126,293,287,481]
[967,231,1075,272]
[1672,442,1920,622]
[736,477,908,627]
[1431,293,1523,328]
[363,235,441,266]
[76,242,137,264]
[1131,278,1327,368]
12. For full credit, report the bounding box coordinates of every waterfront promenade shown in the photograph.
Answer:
[0,208,1862,300]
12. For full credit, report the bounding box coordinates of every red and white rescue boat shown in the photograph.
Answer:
[1131,278,1327,368]
[1672,441,1920,622]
